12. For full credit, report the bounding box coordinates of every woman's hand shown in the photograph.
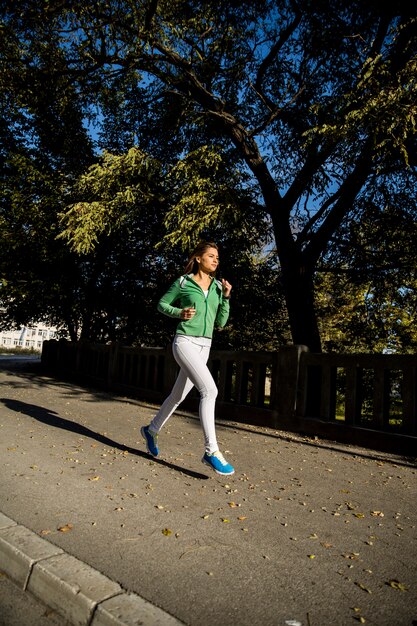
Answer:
[180,306,196,320]
[221,278,232,298]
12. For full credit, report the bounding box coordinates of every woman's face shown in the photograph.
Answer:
[197,247,219,274]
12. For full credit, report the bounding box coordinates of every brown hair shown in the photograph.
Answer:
[184,241,219,276]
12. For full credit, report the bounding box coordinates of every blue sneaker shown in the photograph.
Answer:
[202,451,234,475]
[141,425,159,457]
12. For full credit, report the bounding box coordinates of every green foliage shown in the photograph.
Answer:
[1,1,417,353]
[316,270,417,355]
[305,49,417,166]
[220,251,292,351]
[58,147,164,253]
[317,175,417,353]
[162,145,238,250]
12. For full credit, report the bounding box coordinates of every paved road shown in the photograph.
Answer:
[0,357,416,626]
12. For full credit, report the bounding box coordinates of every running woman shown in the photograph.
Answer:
[141,241,234,475]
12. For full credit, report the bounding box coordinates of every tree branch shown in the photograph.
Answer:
[144,0,159,31]
[304,139,374,265]
[254,10,302,111]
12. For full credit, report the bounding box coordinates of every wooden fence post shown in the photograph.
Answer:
[107,342,120,386]
[272,345,309,426]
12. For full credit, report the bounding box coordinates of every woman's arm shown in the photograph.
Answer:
[157,280,183,318]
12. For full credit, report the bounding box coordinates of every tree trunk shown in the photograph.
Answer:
[250,159,323,352]
[280,260,322,353]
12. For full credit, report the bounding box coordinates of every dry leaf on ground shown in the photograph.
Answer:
[58,523,73,532]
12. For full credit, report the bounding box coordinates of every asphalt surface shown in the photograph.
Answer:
[0,355,416,626]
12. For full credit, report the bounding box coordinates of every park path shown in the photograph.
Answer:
[0,357,416,626]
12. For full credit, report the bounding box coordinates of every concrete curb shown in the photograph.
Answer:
[0,512,184,626]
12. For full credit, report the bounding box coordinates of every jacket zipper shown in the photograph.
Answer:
[189,276,214,337]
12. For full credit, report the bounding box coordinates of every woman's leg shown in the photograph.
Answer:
[150,336,219,454]
[149,367,194,432]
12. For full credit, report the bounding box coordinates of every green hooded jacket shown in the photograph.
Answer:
[157,274,230,339]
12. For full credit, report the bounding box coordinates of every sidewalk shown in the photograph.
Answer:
[0,357,416,626]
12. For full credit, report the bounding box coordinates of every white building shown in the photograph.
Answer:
[0,322,57,352]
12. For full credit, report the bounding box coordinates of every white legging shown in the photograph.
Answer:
[149,334,219,454]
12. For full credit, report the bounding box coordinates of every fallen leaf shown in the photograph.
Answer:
[386,579,408,591]
[40,529,51,535]
[370,511,384,517]
[307,554,316,559]
[355,582,372,594]
[162,528,172,536]
[221,518,231,523]
[343,553,360,560]
[89,476,100,481]
[58,523,73,532]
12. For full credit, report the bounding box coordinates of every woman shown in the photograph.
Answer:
[141,241,234,475]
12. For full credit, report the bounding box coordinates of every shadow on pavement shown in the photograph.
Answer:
[1,397,209,480]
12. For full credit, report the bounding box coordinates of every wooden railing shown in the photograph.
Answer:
[41,340,416,456]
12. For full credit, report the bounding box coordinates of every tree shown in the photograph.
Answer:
[2,1,416,351]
